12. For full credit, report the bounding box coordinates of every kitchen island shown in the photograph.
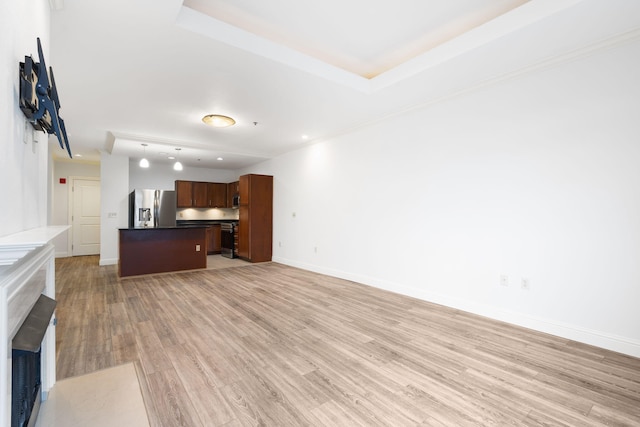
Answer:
[118,227,208,277]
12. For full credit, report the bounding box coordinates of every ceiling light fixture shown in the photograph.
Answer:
[217,157,223,161]
[173,148,183,171]
[202,114,236,128]
[139,143,150,168]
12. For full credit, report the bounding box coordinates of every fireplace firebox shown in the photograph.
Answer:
[10,294,56,427]
[12,349,41,427]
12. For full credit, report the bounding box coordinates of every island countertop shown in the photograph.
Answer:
[118,225,209,230]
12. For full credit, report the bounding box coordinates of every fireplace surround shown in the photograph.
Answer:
[0,226,67,427]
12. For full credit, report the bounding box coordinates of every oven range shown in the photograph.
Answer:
[221,222,237,258]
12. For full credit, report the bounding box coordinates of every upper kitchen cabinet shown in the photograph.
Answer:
[176,180,193,208]
[176,180,226,208]
[207,183,227,208]
[192,182,209,207]
[238,174,273,263]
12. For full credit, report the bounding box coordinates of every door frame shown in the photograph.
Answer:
[67,176,101,256]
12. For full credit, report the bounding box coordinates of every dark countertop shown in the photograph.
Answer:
[119,220,238,231]
[176,220,238,227]
[119,226,209,230]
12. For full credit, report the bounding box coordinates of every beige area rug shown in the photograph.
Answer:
[35,363,149,427]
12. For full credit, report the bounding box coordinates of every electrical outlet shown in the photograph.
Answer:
[521,278,530,291]
[500,275,509,287]
[195,244,201,252]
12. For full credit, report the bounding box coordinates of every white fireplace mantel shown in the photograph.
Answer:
[0,225,69,266]
[0,226,68,427]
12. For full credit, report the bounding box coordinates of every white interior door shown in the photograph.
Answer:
[72,178,101,256]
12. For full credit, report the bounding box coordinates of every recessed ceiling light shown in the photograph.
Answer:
[302,135,309,140]
[75,153,83,157]
[217,157,223,161]
[168,156,175,160]
[202,114,236,128]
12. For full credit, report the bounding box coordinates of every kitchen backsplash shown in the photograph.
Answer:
[177,208,239,221]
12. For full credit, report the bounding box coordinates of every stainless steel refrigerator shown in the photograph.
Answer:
[129,189,177,228]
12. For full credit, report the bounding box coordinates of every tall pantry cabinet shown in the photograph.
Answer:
[238,174,273,262]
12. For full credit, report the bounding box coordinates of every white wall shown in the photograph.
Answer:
[246,37,640,356]
[128,160,238,191]
[100,153,129,265]
[51,160,100,256]
[0,0,51,237]
[0,3,53,422]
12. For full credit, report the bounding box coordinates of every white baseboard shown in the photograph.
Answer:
[55,251,69,258]
[99,257,118,266]
[272,256,640,358]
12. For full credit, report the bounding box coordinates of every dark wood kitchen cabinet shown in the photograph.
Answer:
[192,182,208,207]
[176,180,228,208]
[238,174,273,262]
[175,180,193,207]
[207,183,227,208]
[175,180,207,207]
[206,224,222,254]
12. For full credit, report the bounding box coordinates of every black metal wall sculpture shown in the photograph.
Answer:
[19,38,72,158]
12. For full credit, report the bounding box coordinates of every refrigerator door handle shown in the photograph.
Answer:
[153,190,160,228]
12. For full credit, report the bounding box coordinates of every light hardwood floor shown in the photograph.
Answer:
[54,256,640,426]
